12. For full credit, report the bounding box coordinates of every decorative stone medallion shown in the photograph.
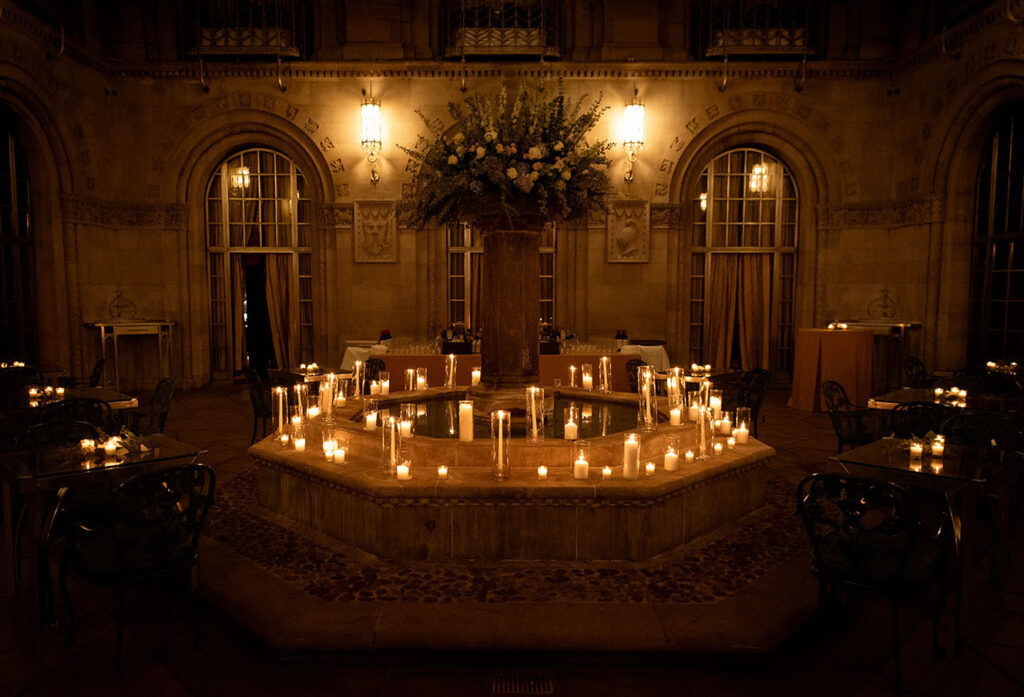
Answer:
[353,201,397,263]
[606,199,650,263]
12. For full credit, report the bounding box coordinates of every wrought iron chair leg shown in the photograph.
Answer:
[58,560,74,646]
[891,597,902,691]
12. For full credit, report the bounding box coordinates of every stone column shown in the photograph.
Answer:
[476,226,540,398]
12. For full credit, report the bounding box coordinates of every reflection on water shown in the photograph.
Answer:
[397,396,644,439]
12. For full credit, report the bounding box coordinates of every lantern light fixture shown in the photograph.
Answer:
[749,162,773,195]
[622,86,645,183]
[361,88,382,184]
[230,165,251,190]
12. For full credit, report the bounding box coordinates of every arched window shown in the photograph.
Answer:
[689,147,797,372]
[969,103,1024,362]
[0,120,35,361]
[206,148,312,378]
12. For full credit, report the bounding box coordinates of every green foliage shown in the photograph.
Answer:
[399,81,613,229]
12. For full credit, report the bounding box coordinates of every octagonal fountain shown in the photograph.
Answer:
[251,384,774,562]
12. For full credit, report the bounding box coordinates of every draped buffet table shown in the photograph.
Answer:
[788,328,875,411]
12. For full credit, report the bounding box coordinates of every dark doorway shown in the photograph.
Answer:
[243,256,275,377]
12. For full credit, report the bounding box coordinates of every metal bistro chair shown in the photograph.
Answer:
[243,367,274,444]
[821,380,879,453]
[625,359,645,394]
[739,369,771,439]
[56,463,216,674]
[903,356,937,389]
[363,357,386,394]
[797,473,949,691]
[38,398,113,432]
[129,377,176,435]
[59,359,105,389]
[889,402,951,441]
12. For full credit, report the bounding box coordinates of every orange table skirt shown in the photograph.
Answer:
[380,354,634,393]
[788,328,875,412]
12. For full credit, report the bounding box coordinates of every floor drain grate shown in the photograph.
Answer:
[491,673,554,695]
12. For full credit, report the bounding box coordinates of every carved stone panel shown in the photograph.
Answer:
[606,200,650,263]
[353,201,397,263]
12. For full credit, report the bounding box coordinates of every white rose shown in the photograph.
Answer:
[447,155,458,165]
[506,167,518,179]
[561,169,572,180]
[527,146,543,160]
[476,147,486,159]
[453,132,465,144]
[553,141,564,151]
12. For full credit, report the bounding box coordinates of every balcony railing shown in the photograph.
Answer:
[188,0,306,59]
[443,0,562,59]
[697,0,820,58]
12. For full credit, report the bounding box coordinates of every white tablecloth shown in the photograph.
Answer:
[618,344,670,371]
[340,344,387,370]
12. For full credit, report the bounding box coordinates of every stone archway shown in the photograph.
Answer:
[172,113,335,387]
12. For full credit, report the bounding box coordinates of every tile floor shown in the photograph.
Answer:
[1,384,1022,696]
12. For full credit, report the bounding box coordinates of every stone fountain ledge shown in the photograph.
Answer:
[251,389,774,561]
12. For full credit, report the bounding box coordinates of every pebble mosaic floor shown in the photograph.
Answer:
[205,457,808,606]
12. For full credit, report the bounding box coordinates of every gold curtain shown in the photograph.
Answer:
[705,254,739,372]
[231,255,246,374]
[265,254,293,370]
[737,254,772,371]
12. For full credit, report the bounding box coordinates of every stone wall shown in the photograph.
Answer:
[1,1,1022,387]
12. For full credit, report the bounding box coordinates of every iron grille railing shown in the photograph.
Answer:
[443,0,562,59]
[188,0,307,59]
[697,0,820,58]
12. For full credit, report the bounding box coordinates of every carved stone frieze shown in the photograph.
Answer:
[650,204,683,229]
[606,200,650,263]
[353,201,398,263]
[823,197,945,228]
[60,198,187,228]
[322,203,354,227]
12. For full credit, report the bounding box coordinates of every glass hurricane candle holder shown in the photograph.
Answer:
[382,416,401,476]
[525,386,545,444]
[664,435,680,471]
[379,370,390,395]
[491,410,511,480]
[563,403,579,440]
[471,366,481,386]
[709,388,723,419]
[623,432,641,480]
[599,356,612,392]
[445,354,457,388]
[581,363,594,390]
[637,365,657,432]
[416,366,429,390]
[353,361,364,399]
[405,368,416,391]
[572,440,590,480]
[363,397,379,431]
[569,364,578,388]
[735,407,751,444]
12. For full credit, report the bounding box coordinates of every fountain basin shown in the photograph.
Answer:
[251,388,774,561]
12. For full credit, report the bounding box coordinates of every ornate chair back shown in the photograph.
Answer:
[39,398,112,431]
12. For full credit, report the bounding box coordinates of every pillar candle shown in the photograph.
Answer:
[364,411,377,431]
[564,420,578,440]
[582,374,593,390]
[370,380,381,395]
[381,378,390,395]
[471,368,481,386]
[307,405,320,419]
[664,448,679,471]
[336,447,346,464]
[719,416,731,435]
[573,457,589,480]
[670,407,682,426]
[459,401,474,442]
[909,442,923,459]
[323,439,336,461]
[709,395,722,419]
[931,440,944,457]
[397,463,411,480]
[293,437,306,452]
[416,375,427,390]
[623,435,640,479]
[734,424,749,444]
[688,403,699,421]
[401,419,414,438]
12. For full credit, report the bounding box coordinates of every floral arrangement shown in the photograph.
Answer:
[400,81,613,229]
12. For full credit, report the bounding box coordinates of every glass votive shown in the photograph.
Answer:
[437,465,449,480]
[645,461,656,477]
[382,416,401,475]
[363,398,379,431]
[379,370,390,395]
[602,465,612,480]
[416,366,429,390]
[581,363,594,390]
[909,441,924,459]
[537,465,548,480]
[293,437,306,452]
[734,407,751,444]
[572,440,590,480]
[727,436,736,449]
[664,436,680,471]
[396,461,412,481]
[491,410,511,480]
[79,438,95,454]
[471,367,481,386]
[713,441,724,455]
[709,389,723,419]
[931,439,944,457]
[685,449,695,462]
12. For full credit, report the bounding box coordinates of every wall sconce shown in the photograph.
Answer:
[622,87,645,183]
[699,192,707,212]
[229,165,251,190]
[361,88,382,184]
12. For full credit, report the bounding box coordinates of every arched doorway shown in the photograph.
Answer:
[968,102,1024,363]
[688,148,797,372]
[0,115,36,362]
[206,147,313,378]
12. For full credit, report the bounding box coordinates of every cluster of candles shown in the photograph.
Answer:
[933,386,968,408]
[826,322,849,330]
[986,360,1019,374]
[298,362,320,375]
[79,436,122,463]
[27,385,65,408]
[0,361,26,368]
[908,435,945,472]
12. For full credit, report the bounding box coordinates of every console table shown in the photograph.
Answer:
[90,320,175,391]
